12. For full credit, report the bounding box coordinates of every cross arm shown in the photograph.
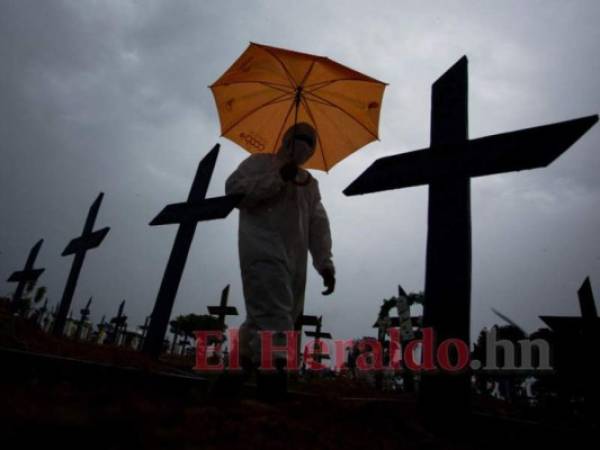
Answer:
[298,315,320,327]
[150,194,243,226]
[62,227,110,256]
[207,306,239,316]
[463,115,598,177]
[7,268,45,283]
[343,147,430,195]
[344,115,598,196]
[305,331,333,339]
[540,315,585,332]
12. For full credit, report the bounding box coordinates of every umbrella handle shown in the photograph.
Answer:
[289,89,302,162]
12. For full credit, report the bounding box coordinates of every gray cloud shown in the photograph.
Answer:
[1,0,599,348]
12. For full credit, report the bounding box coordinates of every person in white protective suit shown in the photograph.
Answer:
[225,122,335,393]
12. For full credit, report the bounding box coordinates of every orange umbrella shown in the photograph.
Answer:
[210,43,387,171]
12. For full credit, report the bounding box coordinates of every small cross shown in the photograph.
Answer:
[7,239,45,313]
[54,193,110,336]
[207,284,238,327]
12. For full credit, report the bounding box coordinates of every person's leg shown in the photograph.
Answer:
[238,318,258,367]
[208,319,256,400]
[242,260,295,365]
[242,260,294,401]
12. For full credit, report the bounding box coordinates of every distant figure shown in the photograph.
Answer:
[226,123,335,398]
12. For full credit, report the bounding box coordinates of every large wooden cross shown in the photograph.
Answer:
[142,144,242,357]
[344,56,598,421]
[54,193,110,336]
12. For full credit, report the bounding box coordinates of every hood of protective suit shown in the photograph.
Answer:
[277,122,316,166]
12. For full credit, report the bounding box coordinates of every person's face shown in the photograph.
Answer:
[285,134,316,165]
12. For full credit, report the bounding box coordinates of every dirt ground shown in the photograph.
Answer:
[1,310,596,449]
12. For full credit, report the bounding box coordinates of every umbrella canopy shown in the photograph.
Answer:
[210,43,387,171]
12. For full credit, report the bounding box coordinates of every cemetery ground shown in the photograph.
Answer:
[1,301,596,450]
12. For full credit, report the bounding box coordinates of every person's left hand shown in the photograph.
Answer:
[320,268,335,295]
[279,162,298,182]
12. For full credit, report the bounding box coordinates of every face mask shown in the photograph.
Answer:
[290,139,315,165]
[278,123,317,165]
[280,136,315,165]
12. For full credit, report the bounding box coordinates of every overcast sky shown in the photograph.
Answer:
[1,0,599,347]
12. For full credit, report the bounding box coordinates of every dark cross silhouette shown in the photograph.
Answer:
[7,239,45,313]
[75,297,93,340]
[344,56,598,421]
[207,284,238,327]
[53,193,110,336]
[540,277,599,416]
[137,315,151,349]
[205,285,238,363]
[296,314,320,367]
[305,316,332,365]
[108,300,127,345]
[297,314,320,328]
[142,144,242,357]
[96,315,108,343]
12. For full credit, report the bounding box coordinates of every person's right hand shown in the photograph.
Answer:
[279,162,298,182]
[320,268,335,295]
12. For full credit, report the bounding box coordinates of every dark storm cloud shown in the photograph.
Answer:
[1,0,599,346]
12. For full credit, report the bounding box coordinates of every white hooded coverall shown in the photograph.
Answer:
[225,130,334,365]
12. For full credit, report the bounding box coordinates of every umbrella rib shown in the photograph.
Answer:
[256,82,293,94]
[300,96,329,172]
[300,95,331,107]
[304,91,379,141]
[220,92,295,137]
[304,78,387,93]
[272,97,297,153]
[258,46,298,88]
[299,60,317,87]
[211,80,294,94]
[304,80,336,93]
